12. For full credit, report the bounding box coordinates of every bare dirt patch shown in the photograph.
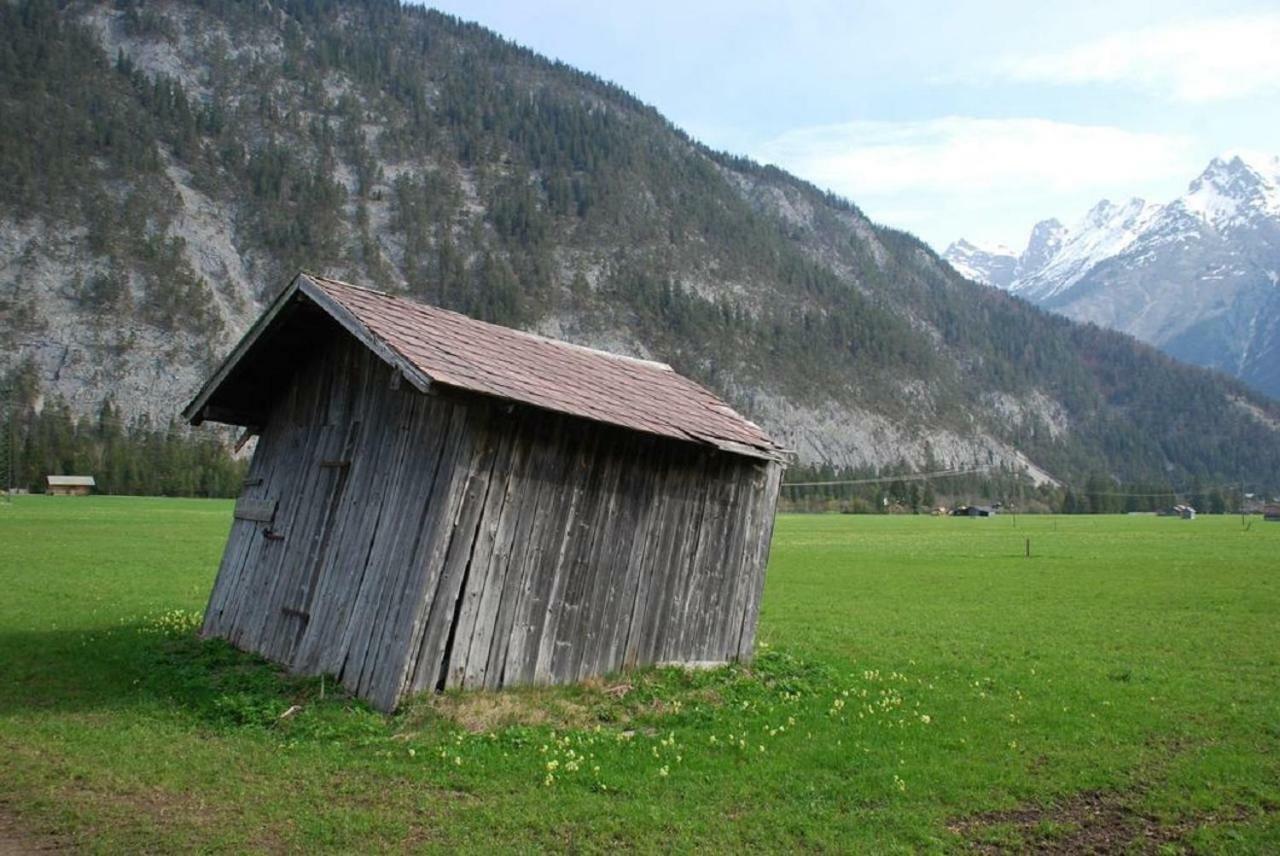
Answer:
[409,670,730,734]
[0,802,71,854]
[421,686,599,733]
[948,790,1251,854]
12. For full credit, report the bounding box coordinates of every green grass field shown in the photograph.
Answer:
[1,497,1277,852]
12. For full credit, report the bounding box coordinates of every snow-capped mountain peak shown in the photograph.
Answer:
[1181,154,1280,231]
[1008,197,1163,303]
[1083,198,1118,227]
[1019,218,1067,277]
[942,239,1018,288]
[942,153,1280,400]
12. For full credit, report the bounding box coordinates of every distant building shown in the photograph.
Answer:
[951,505,996,517]
[46,475,95,496]
[1264,504,1280,522]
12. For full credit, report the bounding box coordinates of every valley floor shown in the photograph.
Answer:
[1,498,1277,852]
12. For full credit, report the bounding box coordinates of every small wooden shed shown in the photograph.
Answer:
[46,475,95,496]
[184,274,788,711]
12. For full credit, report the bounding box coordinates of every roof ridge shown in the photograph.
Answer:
[305,272,676,373]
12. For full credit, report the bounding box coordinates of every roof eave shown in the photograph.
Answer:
[182,275,306,425]
[182,272,435,427]
[700,437,793,465]
[296,273,435,395]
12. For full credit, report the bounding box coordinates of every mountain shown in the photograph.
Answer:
[938,240,1019,289]
[3,0,1280,489]
[946,155,1280,400]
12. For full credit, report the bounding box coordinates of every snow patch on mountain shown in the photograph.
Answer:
[1181,154,1280,231]
[1013,198,1164,302]
[942,239,1017,287]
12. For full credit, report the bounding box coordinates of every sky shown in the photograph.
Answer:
[421,1,1280,252]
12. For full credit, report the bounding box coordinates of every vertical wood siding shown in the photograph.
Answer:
[202,335,783,712]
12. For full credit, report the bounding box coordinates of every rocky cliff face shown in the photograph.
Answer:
[4,0,1280,487]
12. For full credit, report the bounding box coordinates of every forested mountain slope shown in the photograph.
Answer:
[3,0,1279,488]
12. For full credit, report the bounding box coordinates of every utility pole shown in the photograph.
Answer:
[0,381,12,504]
[1241,472,1248,531]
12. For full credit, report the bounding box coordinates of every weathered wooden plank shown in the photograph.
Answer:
[231,498,279,526]
[487,414,571,688]
[546,431,629,684]
[720,461,767,660]
[456,421,533,690]
[619,438,677,670]
[482,414,559,689]
[346,387,428,696]
[243,347,338,657]
[292,346,390,676]
[202,322,340,639]
[700,459,752,661]
[220,375,311,648]
[701,457,752,661]
[504,419,589,686]
[673,454,738,662]
[566,438,634,682]
[356,391,458,707]
[368,396,463,706]
[441,417,518,690]
[736,461,784,660]
[335,371,424,697]
[277,424,353,662]
[385,402,488,702]
[638,449,708,666]
[289,404,365,673]
[528,426,604,684]
[593,435,664,678]
[337,390,453,700]
[202,428,278,637]
[212,399,297,638]
[661,455,721,663]
[394,402,479,699]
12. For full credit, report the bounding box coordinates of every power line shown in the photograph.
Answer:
[782,466,992,488]
[782,468,1256,501]
[1057,482,1250,499]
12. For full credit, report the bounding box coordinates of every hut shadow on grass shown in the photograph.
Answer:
[1,615,836,741]
[0,614,359,731]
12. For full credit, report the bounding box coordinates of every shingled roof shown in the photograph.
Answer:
[184,273,786,461]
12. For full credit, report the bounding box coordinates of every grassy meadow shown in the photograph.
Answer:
[1,497,1277,852]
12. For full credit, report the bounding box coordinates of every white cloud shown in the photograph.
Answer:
[755,117,1193,198]
[753,117,1198,249]
[988,13,1280,102]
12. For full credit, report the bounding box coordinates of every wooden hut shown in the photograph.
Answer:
[46,475,95,496]
[184,274,788,712]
